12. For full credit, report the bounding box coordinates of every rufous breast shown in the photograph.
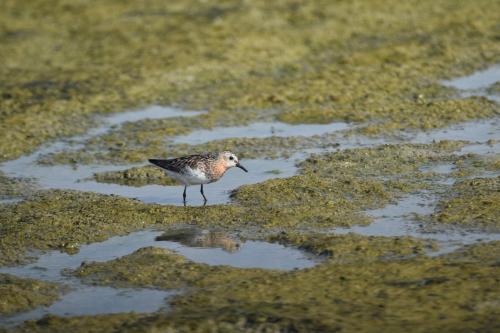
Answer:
[209,160,228,181]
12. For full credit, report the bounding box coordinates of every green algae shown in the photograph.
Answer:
[0,273,61,315]
[1,0,500,162]
[433,176,500,229]
[270,232,438,259]
[0,189,248,265]
[0,1,499,330]
[0,190,158,265]
[299,141,466,179]
[6,313,148,333]
[93,165,179,187]
[73,247,275,290]
[446,240,500,264]
[450,150,500,179]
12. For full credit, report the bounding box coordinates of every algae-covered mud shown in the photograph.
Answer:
[433,176,500,230]
[1,0,500,331]
[0,171,35,203]
[1,0,499,162]
[0,274,60,316]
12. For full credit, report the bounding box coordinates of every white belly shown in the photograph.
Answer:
[165,167,210,186]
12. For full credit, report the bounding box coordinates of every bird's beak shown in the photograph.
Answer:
[236,162,248,172]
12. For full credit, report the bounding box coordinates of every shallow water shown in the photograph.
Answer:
[0,229,316,326]
[443,65,499,90]
[335,65,500,253]
[0,106,350,205]
[1,72,498,206]
[172,121,351,144]
[0,286,176,327]
[1,157,297,205]
[410,117,500,145]
[335,189,500,255]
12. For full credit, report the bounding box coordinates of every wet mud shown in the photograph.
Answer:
[0,274,60,316]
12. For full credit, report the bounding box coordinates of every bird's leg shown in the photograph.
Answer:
[200,184,207,202]
[183,186,187,204]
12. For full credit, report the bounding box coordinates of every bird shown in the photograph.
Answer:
[149,151,248,204]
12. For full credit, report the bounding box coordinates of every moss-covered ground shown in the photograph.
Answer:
[0,274,61,316]
[433,176,500,230]
[1,0,499,162]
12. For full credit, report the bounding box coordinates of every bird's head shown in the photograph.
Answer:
[220,151,248,172]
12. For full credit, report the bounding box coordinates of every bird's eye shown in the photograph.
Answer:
[229,156,234,160]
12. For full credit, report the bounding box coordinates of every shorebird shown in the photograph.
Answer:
[149,151,248,204]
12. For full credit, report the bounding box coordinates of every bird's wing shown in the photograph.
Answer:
[148,158,182,172]
[149,153,216,173]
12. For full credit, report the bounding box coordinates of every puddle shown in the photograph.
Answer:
[419,163,455,175]
[172,121,351,145]
[410,117,500,144]
[1,157,297,205]
[0,197,24,205]
[441,65,500,102]
[0,105,299,205]
[0,287,176,327]
[155,228,241,253]
[335,156,500,256]
[78,105,205,142]
[443,65,499,90]
[336,65,500,251]
[335,190,500,255]
[103,105,204,127]
[0,229,316,326]
[0,230,181,327]
[0,230,317,280]
[154,228,318,270]
[458,141,500,156]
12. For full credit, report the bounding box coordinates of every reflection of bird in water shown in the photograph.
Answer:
[197,231,240,253]
[155,228,240,253]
